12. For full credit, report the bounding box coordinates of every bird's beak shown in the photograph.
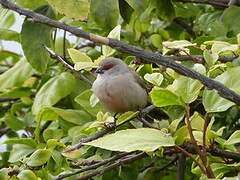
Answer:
[95,67,104,74]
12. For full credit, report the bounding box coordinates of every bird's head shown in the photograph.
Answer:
[95,57,128,75]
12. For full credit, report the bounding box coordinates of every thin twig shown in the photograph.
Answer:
[203,113,209,148]
[75,41,95,49]
[184,105,215,178]
[175,145,206,173]
[0,127,11,137]
[75,152,147,180]
[153,156,178,172]
[137,117,160,130]
[184,105,201,155]
[0,97,19,102]
[173,17,196,38]
[63,30,66,59]
[54,152,132,180]
[40,121,52,134]
[44,46,93,85]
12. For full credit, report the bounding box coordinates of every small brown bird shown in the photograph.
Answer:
[92,57,148,113]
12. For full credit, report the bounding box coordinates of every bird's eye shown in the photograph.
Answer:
[102,63,115,70]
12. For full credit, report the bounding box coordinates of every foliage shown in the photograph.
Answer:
[0,0,240,179]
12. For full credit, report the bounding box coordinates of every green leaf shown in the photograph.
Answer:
[153,0,175,21]
[0,168,8,180]
[144,73,163,86]
[150,34,162,48]
[3,114,25,131]
[3,138,37,148]
[32,72,76,114]
[0,50,19,62]
[75,89,105,115]
[190,112,204,131]
[85,128,175,152]
[16,0,47,9]
[222,6,240,35]
[68,48,95,71]
[162,40,196,55]
[74,62,95,71]
[0,87,31,98]
[89,93,99,107]
[168,76,203,104]
[203,50,218,67]
[21,5,55,73]
[224,130,240,146]
[43,129,64,142]
[119,0,134,23]
[90,0,120,29]
[17,170,37,180]
[116,111,139,125]
[27,149,52,167]
[102,25,121,57]
[41,107,93,125]
[8,144,35,163]
[203,67,240,112]
[68,48,92,62]
[0,9,15,29]
[47,139,66,149]
[237,33,240,45]
[124,0,148,14]
[150,87,183,107]
[46,0,90,20]
[0,29,20,42]
[211,41,238,54]
[54,37,71,57]
[0,58,35,91]
[174,126,188,145]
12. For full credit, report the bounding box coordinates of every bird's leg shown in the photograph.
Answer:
[103,112,118,130]
[113,112,118,127]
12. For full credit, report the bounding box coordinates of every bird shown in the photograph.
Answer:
[92,57,148,113]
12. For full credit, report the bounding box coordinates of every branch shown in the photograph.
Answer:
[185,144,240,162]
[177,154,185,180]
[174,0,229,7]
[75,152,147,180]
[0,127,11,137]
[54,152,132,180]
[228,0,238,5]
[153,156,178,172]
[137,117,160,130]
[44,46,93,85]
[173,17,196,38]
[0,97,19,102]
[175,145,206,173]
[1,0,240,105]
[168,55,237,63]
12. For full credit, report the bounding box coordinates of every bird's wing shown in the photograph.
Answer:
[131,69,147,89]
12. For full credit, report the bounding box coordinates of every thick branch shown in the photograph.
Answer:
[1,0,240,104]
[174,0,230,7]
[168,55,237,63]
